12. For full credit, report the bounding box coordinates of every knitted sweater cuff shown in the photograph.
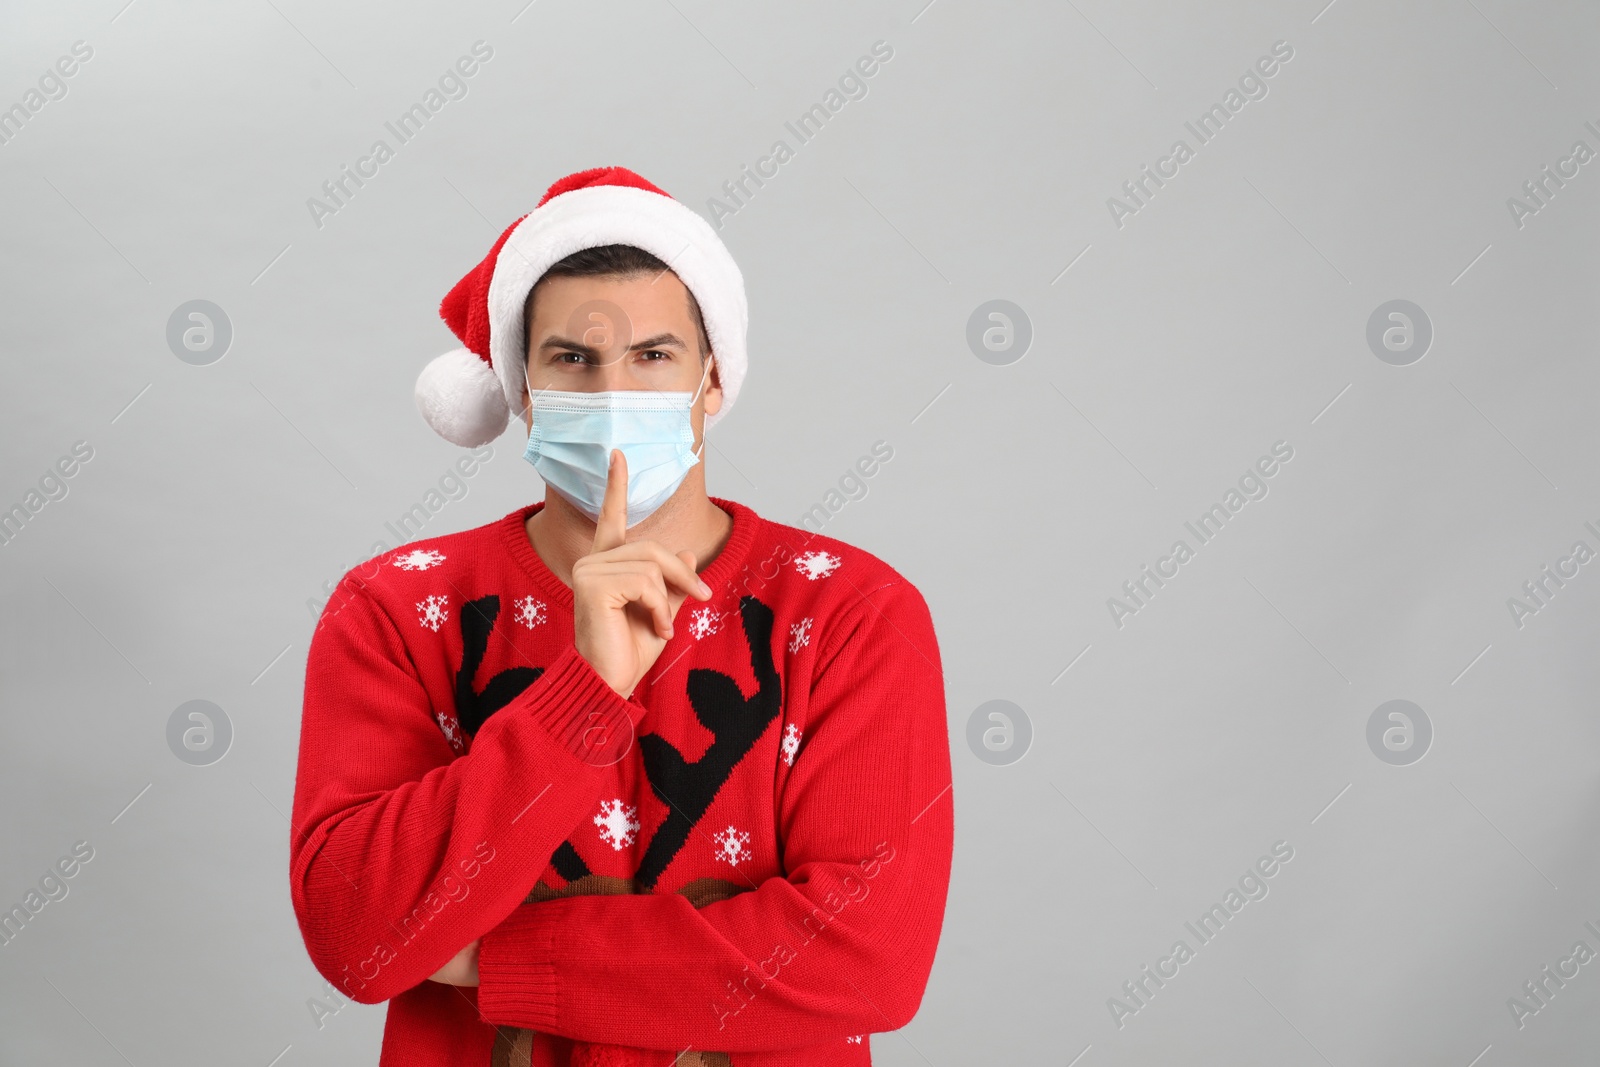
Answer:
[523,646,645,766]
[476,904,560,1028]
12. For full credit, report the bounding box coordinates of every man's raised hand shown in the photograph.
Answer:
[571,449,711,698]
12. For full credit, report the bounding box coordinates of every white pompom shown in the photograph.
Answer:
[414,347,511,447]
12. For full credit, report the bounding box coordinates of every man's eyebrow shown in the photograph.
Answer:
[536,332,688,353]
[537,334,594,353]
[628,332,688,351]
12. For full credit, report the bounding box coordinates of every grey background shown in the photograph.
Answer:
[2,0,1597,1063]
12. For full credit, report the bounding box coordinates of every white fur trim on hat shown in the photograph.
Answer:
[414,346,511,448]
[485,185,748,431]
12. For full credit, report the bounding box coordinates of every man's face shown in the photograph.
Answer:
[520,270,721,439]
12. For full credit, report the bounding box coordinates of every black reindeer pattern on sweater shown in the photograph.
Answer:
[450,592,783,893]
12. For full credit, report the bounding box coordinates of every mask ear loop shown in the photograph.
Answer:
[687,355,712,460]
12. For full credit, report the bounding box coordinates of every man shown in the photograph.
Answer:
[289,167,953,1067]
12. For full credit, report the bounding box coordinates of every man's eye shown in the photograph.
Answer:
[556,352,588,364]
[639,350,669,362]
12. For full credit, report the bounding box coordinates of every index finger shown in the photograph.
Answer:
[592,448,628,553]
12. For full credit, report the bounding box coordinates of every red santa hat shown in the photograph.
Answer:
[414,166,748,447]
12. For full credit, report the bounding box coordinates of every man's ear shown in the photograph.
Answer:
[703,353,723,416]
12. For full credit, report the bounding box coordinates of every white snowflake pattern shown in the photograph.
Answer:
[513,595,547,630]
[781,724,802,766]
[688,606,725,641]
[417,595,449,632]
[712,824,752,867]
[594,798,640,851]
[788,617,812,653]
[793,550,841,581]
[392,548,446,571]
[846,1035,864,1045]
[435,710,464,753]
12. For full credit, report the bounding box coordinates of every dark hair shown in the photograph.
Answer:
[523,243,711,362]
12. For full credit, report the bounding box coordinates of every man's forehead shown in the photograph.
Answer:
[524,273,707,358]
[528,274,693,320]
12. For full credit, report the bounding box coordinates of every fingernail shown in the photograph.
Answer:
[698,581,712,597]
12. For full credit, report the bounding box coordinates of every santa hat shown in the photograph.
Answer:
[414,166,748,448]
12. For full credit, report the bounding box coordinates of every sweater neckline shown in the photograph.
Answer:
[499,495,761,614]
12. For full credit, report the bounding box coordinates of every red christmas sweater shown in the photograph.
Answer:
[289,497,954,1067]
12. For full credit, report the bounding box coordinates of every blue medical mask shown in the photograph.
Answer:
[522,361,710,527]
